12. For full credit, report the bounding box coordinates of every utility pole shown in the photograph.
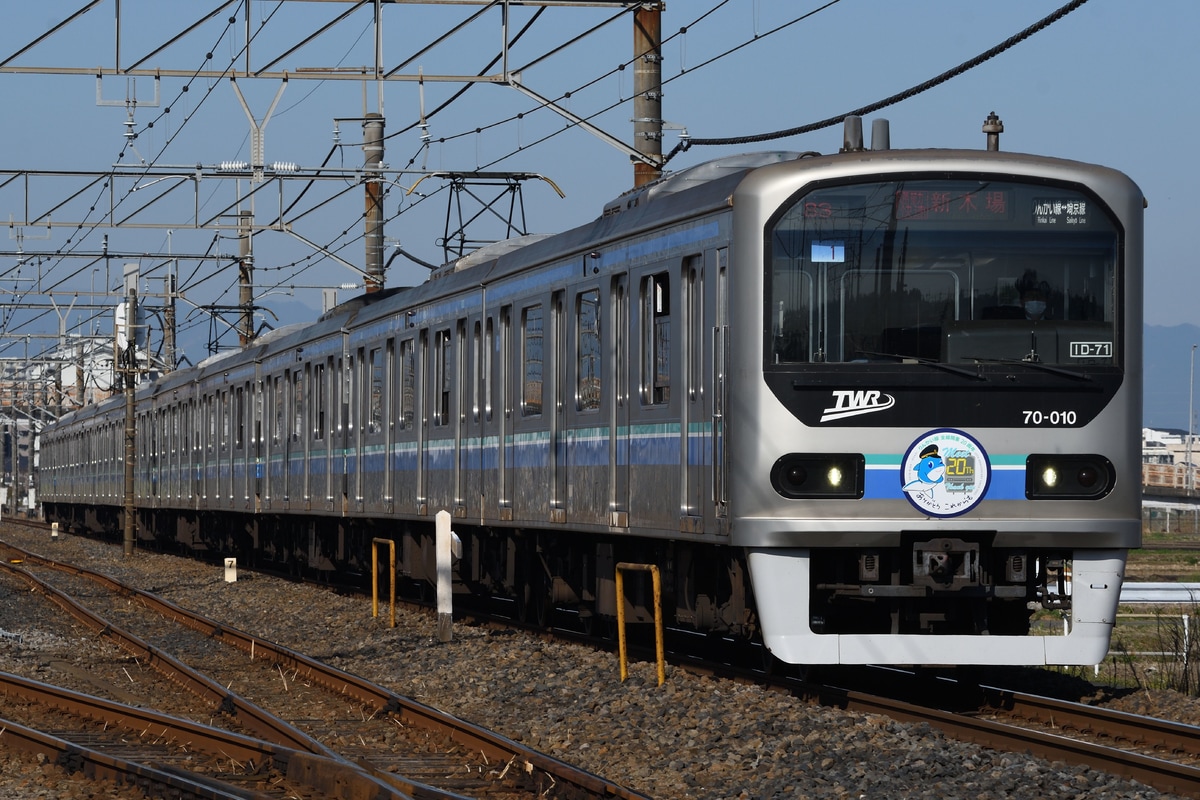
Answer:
[363,112,385,293]
[238,210,254,347]
[122,282,138,557]
[1189,343,1196,497]
[163,273,176,372]
[632,4,663,188]
[75,342,84,408]
[14,340,24,518]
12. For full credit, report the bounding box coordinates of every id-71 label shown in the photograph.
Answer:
[1070,341,1112,358]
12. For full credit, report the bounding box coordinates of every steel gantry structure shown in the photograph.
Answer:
[0,1,665,351]
[0,0,667,533]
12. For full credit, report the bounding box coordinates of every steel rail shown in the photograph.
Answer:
[0,670,406,800]
[0,551,470,800]
[1,539,653,800]
[980,685,1200,758]
[0,555,336,758]
[0,713,275,800]
[808,675,1200,798]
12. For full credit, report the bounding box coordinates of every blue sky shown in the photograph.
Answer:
[0,1,1196,353]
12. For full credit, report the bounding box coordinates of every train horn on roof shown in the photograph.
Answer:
[841,115,864,153]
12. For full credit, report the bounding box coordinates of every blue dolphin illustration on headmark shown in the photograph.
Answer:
[903,444,945,499]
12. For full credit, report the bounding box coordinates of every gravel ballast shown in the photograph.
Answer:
[0,525,1186,800]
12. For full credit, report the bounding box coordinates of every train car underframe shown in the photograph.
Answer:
[41,500,1124,665]
[807,535,1066,638]
[44,503,758,645]
[748,546,1126,666]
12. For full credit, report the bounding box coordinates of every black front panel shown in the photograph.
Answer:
[768,369,1121,428]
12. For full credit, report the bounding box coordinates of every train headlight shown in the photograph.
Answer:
[1025,454,1114,499]
[771,454,864,499]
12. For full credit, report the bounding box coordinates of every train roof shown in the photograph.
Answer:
[44,139,1142,434]
[416,151,808,283]
[284,151,808,340]
[600,151,810,216]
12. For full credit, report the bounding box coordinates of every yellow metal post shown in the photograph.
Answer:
[371,538,396,627]
[615,562,666,686]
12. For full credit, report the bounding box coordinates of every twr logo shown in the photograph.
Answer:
[820,390,896,422]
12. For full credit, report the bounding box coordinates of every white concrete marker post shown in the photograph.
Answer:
[224,557,237,583]
[436,510,460,643]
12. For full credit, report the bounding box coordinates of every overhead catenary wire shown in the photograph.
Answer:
[1,0,1094,358]
[662,0,1091,165]
[6,0,782,342]
[0,5,255,340]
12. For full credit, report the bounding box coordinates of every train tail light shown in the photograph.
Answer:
[1025,454,1115,499]
[770,454,864,499]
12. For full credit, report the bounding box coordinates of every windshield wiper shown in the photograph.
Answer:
[962,355,1092,382]
[853,350,987,380]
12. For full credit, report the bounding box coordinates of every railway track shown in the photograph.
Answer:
[0,537,651,800]
[10,521,1200,798]
[531,621,1200,796]
[0,670,370,799]
[798,667,1200,798]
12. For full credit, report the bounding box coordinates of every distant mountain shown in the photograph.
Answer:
[1144,324,1200,432]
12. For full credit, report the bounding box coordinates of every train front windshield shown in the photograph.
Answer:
[767,177,1121,368]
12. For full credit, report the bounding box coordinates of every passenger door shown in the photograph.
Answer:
[566,286,605,526]
[681,255,705,530]
[610,274,630,527]
[551,291,567,523]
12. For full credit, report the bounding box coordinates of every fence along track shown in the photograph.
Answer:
[0,540,652,800]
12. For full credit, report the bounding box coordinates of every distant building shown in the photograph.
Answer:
[1143,427,1199,494]
[59,335,118,410]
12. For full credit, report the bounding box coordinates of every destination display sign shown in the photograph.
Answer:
[893,188,1014,222]
[786,181,1100,231]
[1032,198,1090,226]
[797,186,1016,225]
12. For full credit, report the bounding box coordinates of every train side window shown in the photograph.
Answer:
[457,321,468,424]
[472,321,482,423]
[484,317,494,422]
[254,380,263,449]
[686,256,702,403]
[433,329,452,426]
[577,288,601,412]
[385,339,396,431]
[368,347,384,435]
[522,304,544,416]
[234,386,245,450]
[273,375,284,445]
[313,363,326,440]
[341,354,352,435]
[200,397,206,453]
[223,391,232,449]
[641,272,670,405]
[500,307,512,419]
[399,338,416,431]
[292,369,303,441]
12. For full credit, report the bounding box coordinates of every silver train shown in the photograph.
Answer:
[39,118,1144,666]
